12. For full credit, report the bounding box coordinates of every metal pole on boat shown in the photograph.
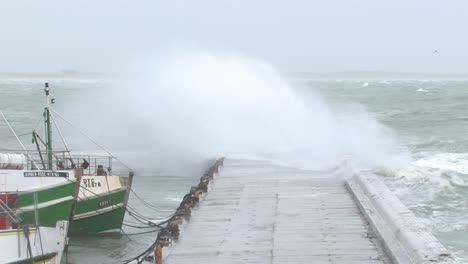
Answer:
[0,111,39,169]
[50,112,74,163]
[44,83,53,170]
[123,171,134,208]
[65,168,83,252]
[120,171,135,232]
[121,171,135,233]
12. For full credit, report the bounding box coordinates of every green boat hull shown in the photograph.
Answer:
[71,187,128,235]
[16,182,75,227]
[13,177,130,235]
[17,198,73,227]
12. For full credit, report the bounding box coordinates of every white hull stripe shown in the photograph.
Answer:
[73,203,124,220]
[98,228,121,234]
[20,177,75,193]
[79,186,127,200]
[0,229,38,236]
[17,196,74,211]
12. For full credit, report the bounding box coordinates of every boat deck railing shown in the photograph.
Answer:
[0,149,120,176]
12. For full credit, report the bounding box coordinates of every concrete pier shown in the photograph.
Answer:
[163,159,455,264]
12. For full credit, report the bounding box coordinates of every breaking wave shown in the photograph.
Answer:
[416,153,468,175]
[90,52,410,172]
[377,152,468,188]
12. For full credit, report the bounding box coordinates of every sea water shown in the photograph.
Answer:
[1,75,467,263]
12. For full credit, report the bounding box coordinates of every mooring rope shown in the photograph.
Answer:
[129,188,174,212]
[121,158,224,264]
[62,176,170,234]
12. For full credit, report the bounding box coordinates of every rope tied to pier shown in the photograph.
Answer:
[121,158,224,264]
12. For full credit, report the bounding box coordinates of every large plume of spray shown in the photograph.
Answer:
[63,51,410,174]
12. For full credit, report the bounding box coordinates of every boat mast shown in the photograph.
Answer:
[44,83,53,170]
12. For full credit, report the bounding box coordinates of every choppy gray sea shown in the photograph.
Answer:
[1,77,467,263]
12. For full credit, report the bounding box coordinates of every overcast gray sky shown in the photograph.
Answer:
[1,0,467,74]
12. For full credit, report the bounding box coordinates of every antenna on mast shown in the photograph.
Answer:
[44,82,50,106]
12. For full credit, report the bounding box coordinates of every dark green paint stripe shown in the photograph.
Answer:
[16,182,75,207]
[17,199,73,227]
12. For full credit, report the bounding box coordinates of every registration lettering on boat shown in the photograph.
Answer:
[24,171,69,178]
[82,178,102,188]
[98,199,112,207]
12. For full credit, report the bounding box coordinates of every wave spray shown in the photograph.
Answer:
[103,52,409,173]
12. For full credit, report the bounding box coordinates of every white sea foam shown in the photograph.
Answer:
[378,166,450,187]
[416,88,428,92]
[377,153,468,188]
[361,82,369,87]
[415,153,468,174]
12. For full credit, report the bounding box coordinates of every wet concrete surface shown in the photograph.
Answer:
[165,159,390,264]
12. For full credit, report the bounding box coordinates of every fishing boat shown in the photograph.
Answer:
[0,193,69,264]
[68,156,134,235]
[0,153,78,229]
[0,83,134,235]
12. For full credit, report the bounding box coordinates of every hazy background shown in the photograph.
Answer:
[1,0,468,75]
[2,2,468,262]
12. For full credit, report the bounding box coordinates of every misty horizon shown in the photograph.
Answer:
[1,1,468,75]
[1,69,468,80]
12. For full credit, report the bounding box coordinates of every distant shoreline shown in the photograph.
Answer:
[0,72,105,79]
[2,71,468,81]
[288,71,468,80]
